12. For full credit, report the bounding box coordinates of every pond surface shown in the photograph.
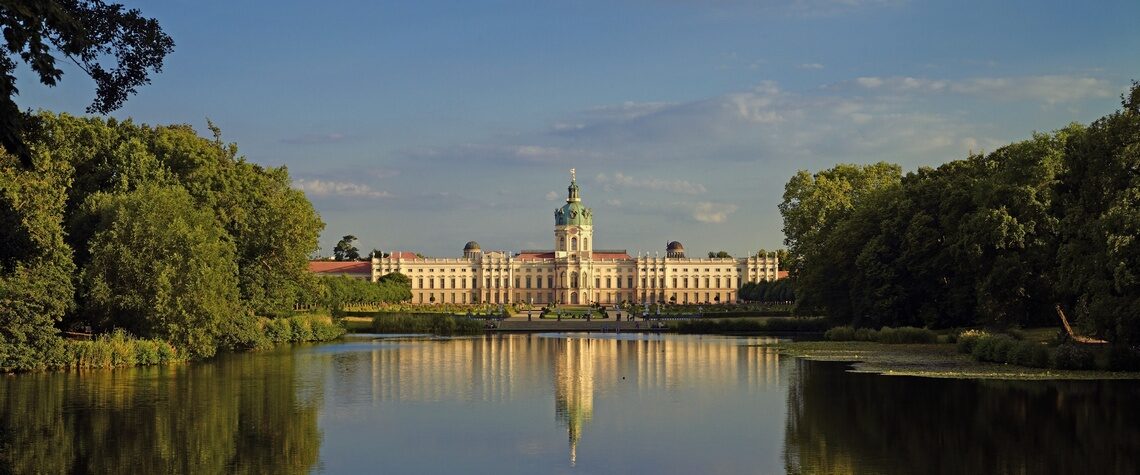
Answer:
[1,333,1138,474]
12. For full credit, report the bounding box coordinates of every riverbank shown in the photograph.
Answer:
[764,341,1140,380]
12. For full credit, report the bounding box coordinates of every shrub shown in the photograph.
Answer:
[854,328,879,342]
[1052,344,1095,370]
[956,330,989,354]
[972,334,1016,363]
[1008,341,1050,368]
[1107,346,1140,371]
[825,326,856,341]
[878,326,937,344]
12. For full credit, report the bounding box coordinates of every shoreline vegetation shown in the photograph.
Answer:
[765,325,1140,380]
[1,114,369,373]
[765,341,1140,380]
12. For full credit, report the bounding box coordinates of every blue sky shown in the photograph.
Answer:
[15,0,1140,257]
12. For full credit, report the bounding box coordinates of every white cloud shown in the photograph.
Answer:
[687,202,739,223]
[544,191,559,201]
[403,143,613,164]
[292,179,391,198]
[797,63,825,70]
[280,133,348,145]
[595,172,708,195]
[845,75,1113,104]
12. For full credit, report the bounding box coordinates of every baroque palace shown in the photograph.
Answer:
[367,170,781,306]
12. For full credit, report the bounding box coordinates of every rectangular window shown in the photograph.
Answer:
[526,277,532,289]
[627,277,633,289]
[417,278,423,289]
[606,277,612,288]
[672,278,678,288]
[596,278,601,288]
[515,277,521,288]
[547,276,553,288]
[616,277,622,289]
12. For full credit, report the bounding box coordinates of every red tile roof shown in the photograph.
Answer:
[386,251,420,260]
[308,261,371,274]
[593,251,631,259]
[777,270,789,279]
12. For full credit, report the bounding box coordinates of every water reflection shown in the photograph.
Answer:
[784,359,1140,474]
[5,334,1130,474]
[0,347,322,474]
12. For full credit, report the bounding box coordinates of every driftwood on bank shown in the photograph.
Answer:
[1055,304,1108,344]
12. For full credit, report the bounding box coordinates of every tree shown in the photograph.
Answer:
[0,149,75,370]
[708,251,731,258]
[1,1,174,168]
[333,235,359,261]
[80,184,249,358]
[1057,82,1140,343]
[779,162,902,316]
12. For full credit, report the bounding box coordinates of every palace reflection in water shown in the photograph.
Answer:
[322,333,783,469]
[3,334,1137,474]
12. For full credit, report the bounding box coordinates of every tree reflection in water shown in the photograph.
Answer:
[0,348,322,474]
[784,359,1140,474]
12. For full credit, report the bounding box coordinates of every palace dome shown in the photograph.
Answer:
[464,241,480,251]
[555,176,593,226]
[667,241,684,251]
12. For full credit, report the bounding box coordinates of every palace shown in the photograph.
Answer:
[370,170,781,306]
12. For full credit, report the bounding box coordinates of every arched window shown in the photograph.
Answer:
[583,237,589,250]
[571,271,579,287]
[572,237,578,250]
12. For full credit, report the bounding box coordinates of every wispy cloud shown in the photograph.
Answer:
[843,74,1114,104]
[402,143,614,165]
[797,63,825,70]
[292,179,391,198]
[595,172,707,195]
[280,133,348,145]
[686,201,739,223]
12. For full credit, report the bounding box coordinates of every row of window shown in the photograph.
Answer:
[413,275,739,289]
[414,291,737,305]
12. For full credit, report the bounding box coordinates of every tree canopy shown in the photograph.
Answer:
[781,83,1140,343]
[0,1,173,168]
[333,235,360,261]
[0,112,326,369]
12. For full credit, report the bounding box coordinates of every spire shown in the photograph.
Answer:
[567,168,581,202]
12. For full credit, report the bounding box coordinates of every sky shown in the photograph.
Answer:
[14,0,1140,258]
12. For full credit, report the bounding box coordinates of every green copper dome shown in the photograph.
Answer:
[555,176,593,226]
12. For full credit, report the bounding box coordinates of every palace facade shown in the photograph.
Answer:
[371,171,780,306]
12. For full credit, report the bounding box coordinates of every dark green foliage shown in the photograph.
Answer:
[824,325,936,344]
[824,326,856,341]
[370,313,484,336]
[739,279,795,303]
[877,327,938,344]
[673,317,830,333]
[1057,82,1140,344]
[1052,344,1096,370]
[956,330,986,354]
[1106,346,1140,371]
[80,184,245,359]
[308,274,412,312]
[2,112,327,371]
[333,235,360,261]
[0,152,75,371]
[782,83,1140,343]
[0,1,174,168]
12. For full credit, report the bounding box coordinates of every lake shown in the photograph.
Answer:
[1,333,1137,474]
